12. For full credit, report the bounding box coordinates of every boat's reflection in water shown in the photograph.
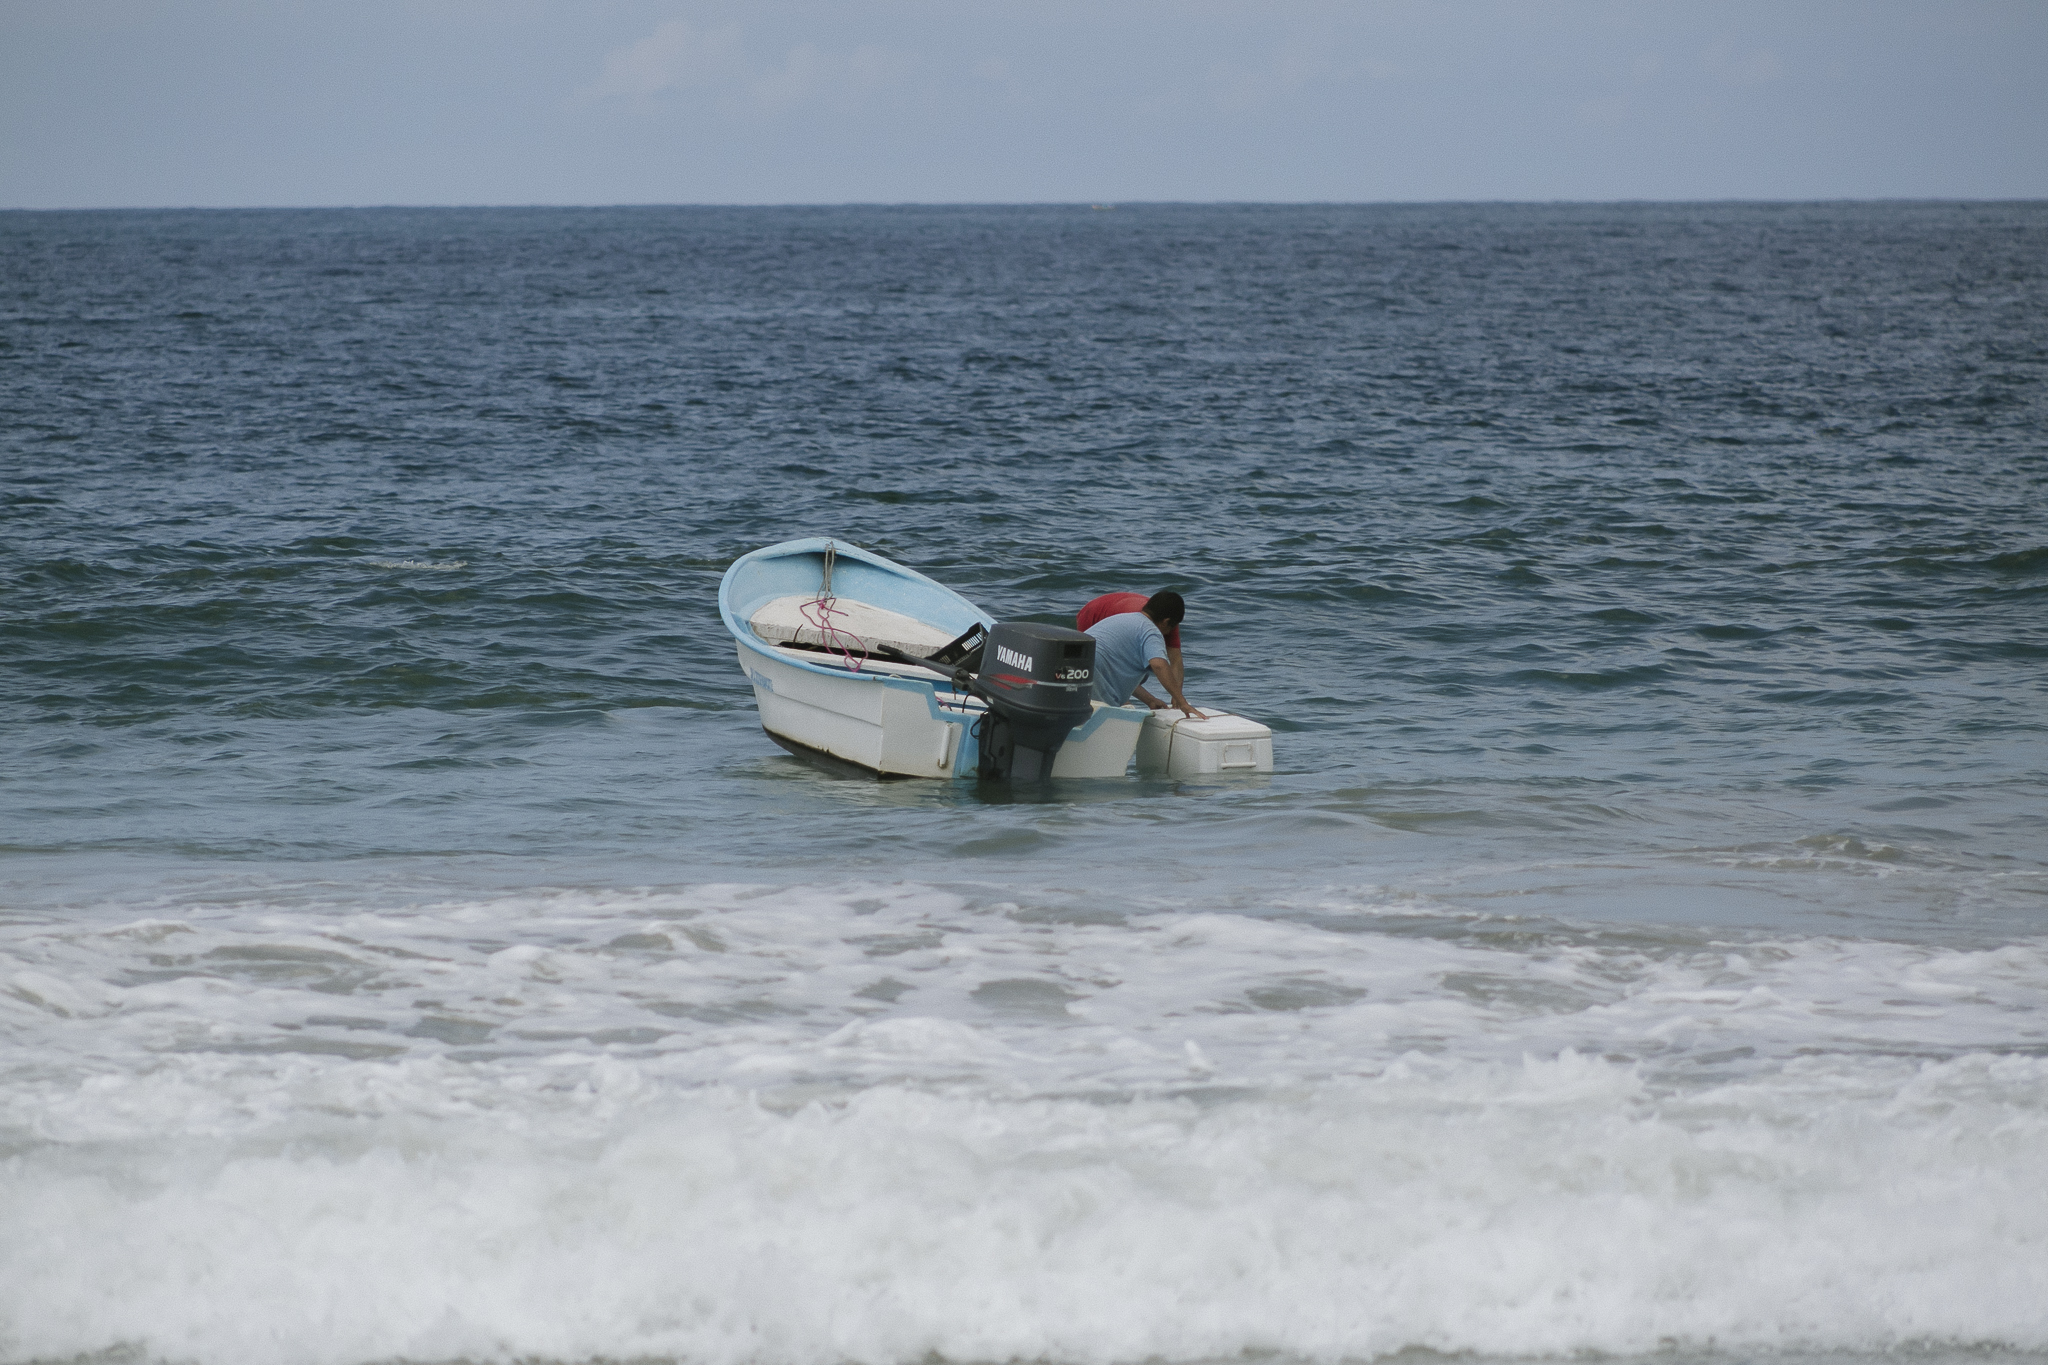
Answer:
[749,743,1267,807]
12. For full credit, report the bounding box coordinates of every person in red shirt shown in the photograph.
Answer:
[1076,590,1187,710]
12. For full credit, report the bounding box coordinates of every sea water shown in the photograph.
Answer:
[2,203,2045,1365]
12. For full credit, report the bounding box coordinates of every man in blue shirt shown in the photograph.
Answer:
[1084,591,1199,714]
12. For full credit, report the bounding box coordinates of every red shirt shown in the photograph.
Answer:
[1076,592,1180,649]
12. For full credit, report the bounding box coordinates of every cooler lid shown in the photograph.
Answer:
[1171,711,1271,741]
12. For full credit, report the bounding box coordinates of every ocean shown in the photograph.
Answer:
[2,201,2045,1365]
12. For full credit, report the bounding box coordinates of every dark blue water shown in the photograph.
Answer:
[3,204,2047,1365]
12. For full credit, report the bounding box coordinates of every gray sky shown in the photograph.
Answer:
[3,0,2044,207]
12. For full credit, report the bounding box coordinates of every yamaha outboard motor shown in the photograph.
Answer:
[973,622,1095,780]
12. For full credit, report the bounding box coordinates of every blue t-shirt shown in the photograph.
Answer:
[1085,612,1167,705]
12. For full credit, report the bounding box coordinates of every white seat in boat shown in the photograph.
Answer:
[748,595,959,657]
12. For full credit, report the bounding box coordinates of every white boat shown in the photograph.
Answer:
[720,538,1150,779]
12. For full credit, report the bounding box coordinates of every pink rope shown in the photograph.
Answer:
[799,595,869,672]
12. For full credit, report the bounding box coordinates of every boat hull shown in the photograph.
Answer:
[723,538,1147,780]
[736,641,1145,780]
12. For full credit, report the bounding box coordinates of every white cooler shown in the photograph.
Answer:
[1134,709,1275,777]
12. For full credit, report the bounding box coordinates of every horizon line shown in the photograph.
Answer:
[6,196,2047,214]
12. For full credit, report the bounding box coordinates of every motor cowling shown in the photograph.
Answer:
[973,622,1096,780]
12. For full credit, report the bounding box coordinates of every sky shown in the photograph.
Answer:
[2,0,2044,208]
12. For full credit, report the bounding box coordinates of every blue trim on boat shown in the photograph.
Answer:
[1066,703,1130,744]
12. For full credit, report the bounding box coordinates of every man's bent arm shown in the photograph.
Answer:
[1147,657,1196,714]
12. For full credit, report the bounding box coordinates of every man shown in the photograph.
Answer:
[1080,590,1199,714]
[1076,590,1185,696]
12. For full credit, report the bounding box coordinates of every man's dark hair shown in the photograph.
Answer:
[1144,591,1185,626]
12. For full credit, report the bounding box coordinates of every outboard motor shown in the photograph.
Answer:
[972,622,1095,780]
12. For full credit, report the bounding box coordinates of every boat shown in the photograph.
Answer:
[719,538,1150,779]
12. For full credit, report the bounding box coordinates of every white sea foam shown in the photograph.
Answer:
[4,881,2047,1363]
[360,556,468,570]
